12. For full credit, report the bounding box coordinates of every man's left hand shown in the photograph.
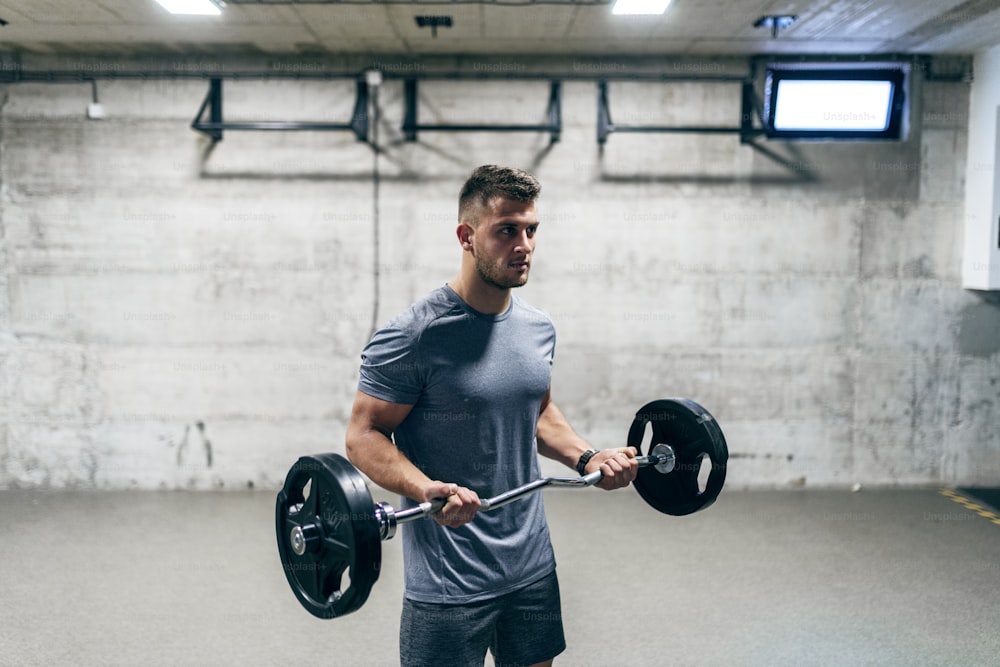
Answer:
[585,447,639,490]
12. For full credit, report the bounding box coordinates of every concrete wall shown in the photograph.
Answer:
[1,55,998,491]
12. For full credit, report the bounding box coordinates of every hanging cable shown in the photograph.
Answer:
[367,70,383,340]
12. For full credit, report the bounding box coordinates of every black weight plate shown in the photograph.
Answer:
[275,453,381,619]
[627,398,728,516]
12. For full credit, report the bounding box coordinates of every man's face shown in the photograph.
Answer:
[467,197,539,291]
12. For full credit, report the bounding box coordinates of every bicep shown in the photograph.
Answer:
[345,391,429,496]
[347,390,414,441]
[538,386,552,420]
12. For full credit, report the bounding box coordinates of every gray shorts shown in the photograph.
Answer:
[399,570,566,667]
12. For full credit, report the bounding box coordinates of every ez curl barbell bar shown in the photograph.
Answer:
[275,398,728,619]
[296,442,677,551]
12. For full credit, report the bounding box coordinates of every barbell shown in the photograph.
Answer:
[275,398,728,619]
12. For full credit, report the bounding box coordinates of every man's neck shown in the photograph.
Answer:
[448,276,511,315]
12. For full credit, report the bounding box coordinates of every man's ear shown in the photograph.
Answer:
[457,223,474,250]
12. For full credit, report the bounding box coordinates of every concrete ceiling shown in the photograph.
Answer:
[0,0,999,57]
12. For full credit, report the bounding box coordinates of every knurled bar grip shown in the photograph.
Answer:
[376,445,675,540]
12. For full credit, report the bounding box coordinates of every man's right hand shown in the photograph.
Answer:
[422,481,481,528]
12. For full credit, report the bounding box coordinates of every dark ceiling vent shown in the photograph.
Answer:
[414,15,453,38]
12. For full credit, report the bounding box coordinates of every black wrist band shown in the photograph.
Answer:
[576,449,599,476]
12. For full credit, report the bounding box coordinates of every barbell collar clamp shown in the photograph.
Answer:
[651,443,676,474]
[376,502,397,541]
[290,523,320,556]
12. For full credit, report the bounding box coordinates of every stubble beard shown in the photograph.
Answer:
[475,254,529,291]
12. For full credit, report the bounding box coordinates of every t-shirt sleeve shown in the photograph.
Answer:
[357,324,424,405]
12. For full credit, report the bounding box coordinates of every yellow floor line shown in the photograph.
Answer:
[939,488,1000,527]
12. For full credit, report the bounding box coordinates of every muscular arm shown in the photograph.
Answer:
[535,388,638,490]
[345,390,480,526]
[344,390,427,501]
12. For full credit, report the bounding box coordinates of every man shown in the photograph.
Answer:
[345,165,638,667]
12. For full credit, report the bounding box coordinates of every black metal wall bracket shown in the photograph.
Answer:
[191,77,369,143]
[402,78,561,144]
[597,79,765,145]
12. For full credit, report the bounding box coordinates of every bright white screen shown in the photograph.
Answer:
[773,80,893,131]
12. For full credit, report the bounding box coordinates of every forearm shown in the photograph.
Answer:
[536,398,639,490]
[535,400,593,471]
[346,424,432,503]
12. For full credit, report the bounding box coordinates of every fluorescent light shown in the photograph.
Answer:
[155,0,222,16]
[612,0,671,15]
[773,80,892,131]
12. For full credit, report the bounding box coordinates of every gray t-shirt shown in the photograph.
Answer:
[358,285,557,603]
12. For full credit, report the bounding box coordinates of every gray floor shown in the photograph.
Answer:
[2,486,999,666]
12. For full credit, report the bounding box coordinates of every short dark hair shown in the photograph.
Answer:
[458,165,541,226]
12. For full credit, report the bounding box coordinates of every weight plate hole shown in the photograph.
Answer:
[328,569,351,602]
[696,454,710,494]
[302,478,312,501]
[639,420,654,454]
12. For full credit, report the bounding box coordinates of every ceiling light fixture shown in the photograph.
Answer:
[612,0,672,16]
[753,14,797,38]
[154,0,224,16]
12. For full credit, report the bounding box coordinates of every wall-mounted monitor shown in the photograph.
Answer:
[763,64,908,140]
